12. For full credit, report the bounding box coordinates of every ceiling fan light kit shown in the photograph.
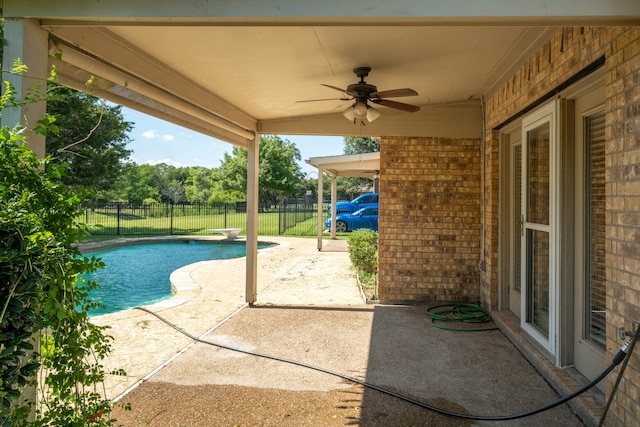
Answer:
[301,66,420,125]
[342,106,355,121]
[342,102,381,124]
[366,106,381,122]
[353,101,368,120]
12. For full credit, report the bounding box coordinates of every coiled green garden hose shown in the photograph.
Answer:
[426,303,499,332]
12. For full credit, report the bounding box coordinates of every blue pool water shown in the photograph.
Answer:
[82,241,269,316]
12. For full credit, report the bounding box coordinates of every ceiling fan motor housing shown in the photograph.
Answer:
[306,66,420,121]
[353,66,371,79]
[349,66,377,102]
[347,82,378,98]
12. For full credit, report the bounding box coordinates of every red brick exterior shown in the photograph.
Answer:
[378,137,481,303]
[378,26,640,426]
[482,27,640,426]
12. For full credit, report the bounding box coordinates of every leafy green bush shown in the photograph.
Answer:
[348,229,378,299]
[0,127,116,425]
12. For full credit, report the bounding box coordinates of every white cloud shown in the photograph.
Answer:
[141,130,174,141]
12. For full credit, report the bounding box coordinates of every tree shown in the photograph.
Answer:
[163,180,186,204]
[45,87,133,197]
[184,166,228,203]
[217,135,305,207]
[259,135,305,205]
[341,136,379,198]
[216,147,249,201]
[155,164,189,203]
[107,163,160,203]
[343,136,379,155]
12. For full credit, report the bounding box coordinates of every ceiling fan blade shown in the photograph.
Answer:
[296,97,351,103]
[371,98,420,112]
[370,88,418,98]
[321,83,356,96]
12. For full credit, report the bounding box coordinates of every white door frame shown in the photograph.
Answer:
[570,78,607,383]
[498,122,523,318]
[520,100,560,361]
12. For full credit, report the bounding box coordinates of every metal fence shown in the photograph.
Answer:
[79,201,324,237]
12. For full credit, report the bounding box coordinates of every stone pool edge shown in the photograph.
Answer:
[76,235,280,318]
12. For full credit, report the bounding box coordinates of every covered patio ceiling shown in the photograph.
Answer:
[42,22,539,144]
[6,1,638,149]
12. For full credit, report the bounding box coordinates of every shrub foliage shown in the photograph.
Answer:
[348,229,378,298]
[1,67,117,424]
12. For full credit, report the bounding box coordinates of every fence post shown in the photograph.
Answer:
[279,203,286,235]
[224,203,228,228]
[117,203,121,235]
[170,203,174,235]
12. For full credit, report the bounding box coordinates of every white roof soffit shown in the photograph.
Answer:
[48,27,257,147]
[7,0,640,25]
[52,61,253,147]
[260,101,483,138]
[307,152,380,178]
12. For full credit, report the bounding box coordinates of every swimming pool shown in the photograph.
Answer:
[81,240,269,316]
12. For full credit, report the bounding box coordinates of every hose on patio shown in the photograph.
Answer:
[598,324,640,426]
[426,303,499,332]
[135,306,638,422]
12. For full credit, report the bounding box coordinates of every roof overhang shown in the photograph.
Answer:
[307,152,380,178]
[4,1,639,146]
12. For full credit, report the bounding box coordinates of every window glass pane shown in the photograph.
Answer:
[527,123,550,225]
[514,145,522,292]
[527,229,550,337]
[585,110,606,350]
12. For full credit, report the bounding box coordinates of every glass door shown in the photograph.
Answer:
[573,85,606,384]
[521,102,557,356]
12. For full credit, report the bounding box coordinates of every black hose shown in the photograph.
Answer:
[598,325,640,426]
[134,306,634,422]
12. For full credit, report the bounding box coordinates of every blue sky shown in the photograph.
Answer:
[121,107,345,175]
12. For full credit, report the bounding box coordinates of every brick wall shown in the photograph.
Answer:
[482,27,640,426]
[378,136,481,303]
[605,27,640,427]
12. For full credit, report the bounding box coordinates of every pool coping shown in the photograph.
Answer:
[77,235,244,253]
[77,236,279,316]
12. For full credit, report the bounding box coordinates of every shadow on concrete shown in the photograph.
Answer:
[360,304,582,426]
[111,303,583,426]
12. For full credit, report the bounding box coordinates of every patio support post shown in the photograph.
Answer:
[331,174,337,239]
[317,168,324,250]
[0,18,48,157]
[245,132,259,304]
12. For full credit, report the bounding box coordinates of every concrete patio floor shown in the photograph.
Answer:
[87,237,595,426]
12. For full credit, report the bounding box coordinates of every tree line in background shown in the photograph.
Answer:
[45,88,379,206]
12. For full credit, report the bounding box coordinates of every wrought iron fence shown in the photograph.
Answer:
[79,201,325,237]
